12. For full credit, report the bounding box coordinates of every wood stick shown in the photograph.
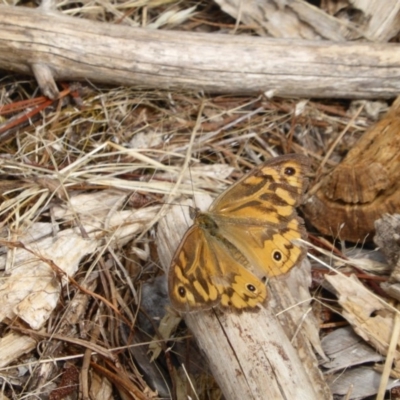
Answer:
[157,198,332,400]
[1,5,400,99]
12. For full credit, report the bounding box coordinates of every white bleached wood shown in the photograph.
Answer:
[351,0,400,41]
[215,0,351,40]
[157,197,331,400]
[0,333,36,368]
[321,326,383,373]
[326,273,400,369]
[216,0,400,42]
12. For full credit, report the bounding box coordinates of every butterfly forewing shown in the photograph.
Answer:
[210,154,310,220]
[207,154,310,278]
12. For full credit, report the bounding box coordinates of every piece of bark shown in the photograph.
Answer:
[0,332,37,368]
[374,214,400,282]
[325,273,400,373]
[329,367,400,399]
[2,6,400,99]
[321,326,383,373]
[374,214,400,303]
[350,0,400,41]
[157,196,332,400]
[304,98,400,242]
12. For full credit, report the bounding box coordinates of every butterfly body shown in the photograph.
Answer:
[168,154,310,312]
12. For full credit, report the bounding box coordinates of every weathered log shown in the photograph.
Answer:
[1,5,400,99]
[157,197,332,400]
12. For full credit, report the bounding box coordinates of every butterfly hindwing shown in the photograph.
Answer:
[168,225,267,312]
[217,217,306,277]
[168,226,219,311]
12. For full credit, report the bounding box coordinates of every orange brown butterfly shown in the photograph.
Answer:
[168,154,310,312]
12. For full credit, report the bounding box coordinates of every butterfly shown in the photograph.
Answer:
[168,154,310,312]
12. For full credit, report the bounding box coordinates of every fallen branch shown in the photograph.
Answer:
[1,5,400,99]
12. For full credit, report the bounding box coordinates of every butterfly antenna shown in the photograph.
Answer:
[166,100,204,207]
[188,162,197,210]
[185,100,206,211]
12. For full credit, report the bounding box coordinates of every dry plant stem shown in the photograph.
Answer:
[377,312,400,400]
[1,6,400,99]
[157,200,331,400]
[315,103,364,179]
[81,310,102,400]
[89,362,149,400]
[11,326,115,361]
[31,63,59,100]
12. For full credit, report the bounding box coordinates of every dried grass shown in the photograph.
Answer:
[0,0,394,399]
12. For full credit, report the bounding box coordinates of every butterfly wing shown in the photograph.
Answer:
[210,154,310,216]
[168,225,267,312]
[209,154,310,277]
[217,217,306,277]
